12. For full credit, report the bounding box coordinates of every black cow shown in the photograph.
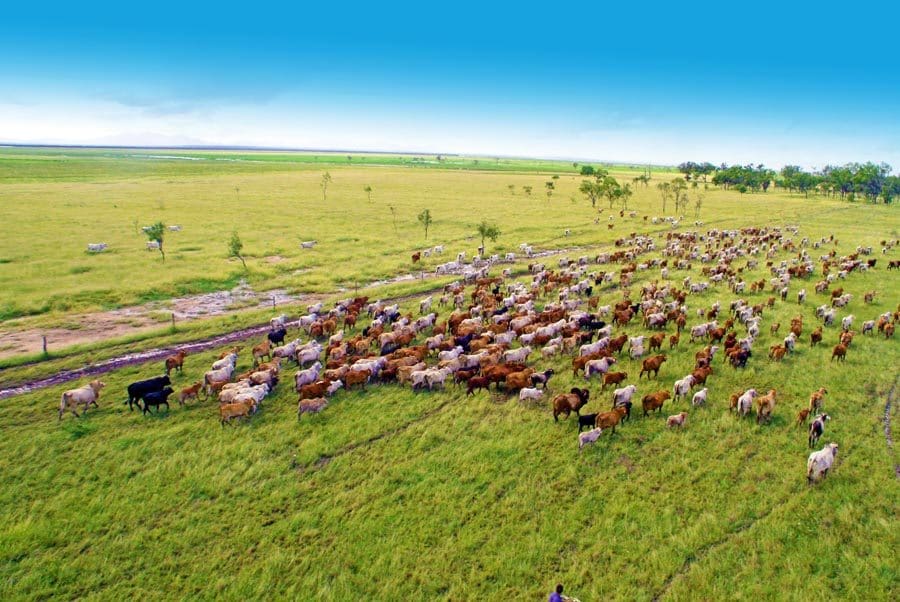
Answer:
[578,413,599,432]
[267,327,287,346]
[126,375,171,411]
[142,387,174,415]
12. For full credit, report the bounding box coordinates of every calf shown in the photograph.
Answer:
[297,397,329,419]
[179,382,204,406]
[666,412,688,428]
[578,427,604,452]
[142,387,174,415]
[808,413,830,448]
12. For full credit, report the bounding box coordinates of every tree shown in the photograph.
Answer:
[508,184,515,195]
[672,178,689,213]
[228,230,247,270]
[598,175,622,209]
[523,185,533,196]
[694,192,704,218]
[579,179,602,207]
[619,183,633,210]
[657,181,672,214]
[545,180,555,200]
[417,209,433,239]
[476,220,501,251]
[145,221,166,262]
[580,165,595,176]
[389,205,398,233]
[320,172,332,201]
[364,185,372,202]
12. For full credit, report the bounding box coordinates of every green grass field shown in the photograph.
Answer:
[0,149,898,600]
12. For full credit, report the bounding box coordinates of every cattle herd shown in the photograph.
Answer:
[59,225,898,484]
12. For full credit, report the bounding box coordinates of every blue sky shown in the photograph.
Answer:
[2,2,898,169]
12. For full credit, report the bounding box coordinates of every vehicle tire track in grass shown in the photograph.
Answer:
[650,498,787,601]
[297,395,457,475]
[883,376,899,479]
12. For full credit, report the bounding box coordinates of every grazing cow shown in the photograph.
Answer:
[179,382,204,406]
[640,355,667,379]
[141,387,174,415]
[578,427,604,452]
[886,323,895,338]
[411,252,421,263]
[165,350,186,376]
[642,390,670,416]
[126,375,171,411]
[808,413,830,448]
[552,388,591,421]
[59,380,105,419]
[270,314,287,330]
[807,443,839,484]
[666,412,688,428]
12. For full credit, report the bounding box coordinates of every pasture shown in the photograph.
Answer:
[0,149,898,600]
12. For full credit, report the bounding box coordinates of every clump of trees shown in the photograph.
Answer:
[681,159,897,203]
[777,162,897,202]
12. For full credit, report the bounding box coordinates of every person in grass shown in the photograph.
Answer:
[549,583,564,602]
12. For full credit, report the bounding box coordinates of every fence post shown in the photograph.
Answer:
[42,335,48,355]
[171,313,176,329]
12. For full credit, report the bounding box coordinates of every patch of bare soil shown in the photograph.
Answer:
[0,282,308,361]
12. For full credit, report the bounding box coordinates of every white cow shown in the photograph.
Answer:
[807,443,839,484]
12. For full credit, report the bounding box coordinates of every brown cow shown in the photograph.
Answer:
[639,354,667,379]
[552,388,591,421]
[595,406,628,434]
[810,327,823,346]
[602,371,628,391]
[831,343,847,361]
[179,382,204,406]
[343,369,370,390]
[165,350,187,376]
[504,369,535,393]
[642,390,670,416]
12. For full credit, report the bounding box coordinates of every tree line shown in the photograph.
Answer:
[678,161,897,203]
